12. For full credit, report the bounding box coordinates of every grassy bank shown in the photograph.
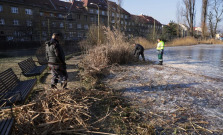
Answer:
[133,36,223,49]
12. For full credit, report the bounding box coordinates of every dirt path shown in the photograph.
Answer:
[103,63,223,134]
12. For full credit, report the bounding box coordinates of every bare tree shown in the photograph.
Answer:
[176,1,183,37]
[208,0,223,38]
[182,0,196,36]
[201,0,208,38]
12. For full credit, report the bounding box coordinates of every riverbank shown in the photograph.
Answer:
[0,56,154,134]
[2,43,223,134]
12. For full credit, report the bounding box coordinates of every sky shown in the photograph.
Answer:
[120,0,203,26]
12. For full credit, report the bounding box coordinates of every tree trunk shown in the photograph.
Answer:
[201,0,208,38]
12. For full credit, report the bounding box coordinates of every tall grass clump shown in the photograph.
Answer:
[199,38,223,44]
[81,27,134,73]
[167,36,198,46]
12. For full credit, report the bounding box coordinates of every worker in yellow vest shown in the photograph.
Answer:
[156,38,165,65]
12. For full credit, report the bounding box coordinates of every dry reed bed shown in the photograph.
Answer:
[0,88,90,134]
[80,27,134,74]
[0,80,152,134]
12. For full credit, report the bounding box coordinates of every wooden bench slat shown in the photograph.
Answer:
[3,118,14,135]
[0,119,7,132]
[0,118,14,135]
[18,58,47,77]
[0,68,37,107]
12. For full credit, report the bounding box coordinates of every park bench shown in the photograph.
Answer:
[0,117,14,135]
[0,68,37,107]
[18,58,47,77]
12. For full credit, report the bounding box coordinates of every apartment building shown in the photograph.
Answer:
[0,0,163,41]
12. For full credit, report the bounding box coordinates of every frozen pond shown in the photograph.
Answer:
[0,48,37,58]
[145,44,223,79]
[104,44,223,134]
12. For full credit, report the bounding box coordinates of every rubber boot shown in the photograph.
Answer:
[158,61,163,65]
[61,81,68,90]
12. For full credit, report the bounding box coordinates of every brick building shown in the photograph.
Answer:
[0,0,163,41]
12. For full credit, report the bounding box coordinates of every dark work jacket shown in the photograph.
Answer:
[134,44,144,55]
[45,39,66,65]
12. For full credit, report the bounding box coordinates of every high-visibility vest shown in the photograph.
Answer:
[157,41,165,50]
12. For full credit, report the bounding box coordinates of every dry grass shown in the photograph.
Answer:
[167,37,198,46]
[0,80,153,134]
[133,37,156,49]
[199,39,223,44]
[80,27,135,74]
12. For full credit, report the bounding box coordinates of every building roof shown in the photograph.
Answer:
[141,15,162,25]
[1,0,85,13]
[107,1,130,15]
[82,0,108,10]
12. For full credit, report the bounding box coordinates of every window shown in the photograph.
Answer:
[96,10,99,14]
[11,7,18,14]
[125,21,127,25]
[77,24,81,29]
[42,21,46,27]
[121,14,123,18]
[50,13,54,17]
[89,9,94,13]
[69,23,72,28]
[102,11,105,15]
[117,14,119,18]
[25,9,32,15]
[112,12,115,17]
[101,17,105,22]
[13,20,19,25]
[51,22,56,27]
[84,15,88,21]
[26,20,32,26]
[60,23,64,28]
[121,21,123,24]
[0,19,5,25]
[84,25,88,30]
[40,12,43,16]
[42,31,47,36]
[0,5,3,12]
[111,20,115,24]
[58,14,63,18]
[77,32,82,38]
[77,14,81,20]
[125,15,128,19]
[90,17,94,22]
[69,32,74,37]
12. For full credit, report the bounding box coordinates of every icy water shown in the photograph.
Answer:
[0,48,37,58]
[145,44,223,79]
[104,44,223,134]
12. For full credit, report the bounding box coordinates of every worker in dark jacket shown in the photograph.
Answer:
[46,33,68,89]
[133,44,145,61]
